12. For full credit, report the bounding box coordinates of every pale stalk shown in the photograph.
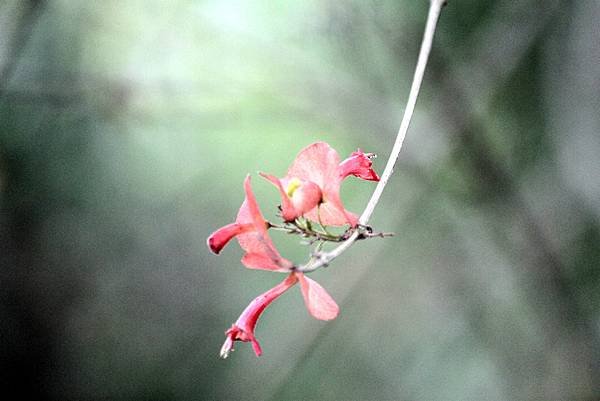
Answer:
[297,0,447,273]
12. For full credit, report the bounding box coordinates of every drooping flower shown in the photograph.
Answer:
[220,273,298,358]
[220,271,339,358]
[207,175,293,272]
[260,142,379,227]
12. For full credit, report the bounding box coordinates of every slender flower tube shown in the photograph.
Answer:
[220,273,298,358]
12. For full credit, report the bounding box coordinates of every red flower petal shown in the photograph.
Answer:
[287,142,340,189]
[338,150,380,181]
[290,180,322,216]
[236,176,293,271]
[207,175,293,271]
[250,337,263,357]
[296,272,339,321]
[303,195,358,227]
[241,175,268,235]
[259,172,298,221]
[260,173,323,222]
[241,252,290,272]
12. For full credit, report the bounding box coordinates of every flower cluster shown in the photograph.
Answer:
[207,142,380,358]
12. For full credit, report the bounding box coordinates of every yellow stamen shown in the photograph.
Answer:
[286,178,302,197]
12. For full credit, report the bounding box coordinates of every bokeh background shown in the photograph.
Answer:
[1,1,599,400]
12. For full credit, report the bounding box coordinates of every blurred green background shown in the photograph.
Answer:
[1,1,599,400]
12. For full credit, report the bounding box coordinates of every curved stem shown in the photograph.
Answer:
[297,0,447,273]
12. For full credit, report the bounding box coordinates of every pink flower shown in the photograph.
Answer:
[209,142,376,358]
[258,173,322,222]
[261,142,379,227]
[220,271,339,358]
[207,175,293,272]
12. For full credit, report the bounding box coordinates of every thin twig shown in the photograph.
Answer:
[297,0,447,273]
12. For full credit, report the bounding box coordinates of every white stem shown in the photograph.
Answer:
[298,0,446,273]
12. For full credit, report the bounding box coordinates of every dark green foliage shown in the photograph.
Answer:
[1,1,598,400]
